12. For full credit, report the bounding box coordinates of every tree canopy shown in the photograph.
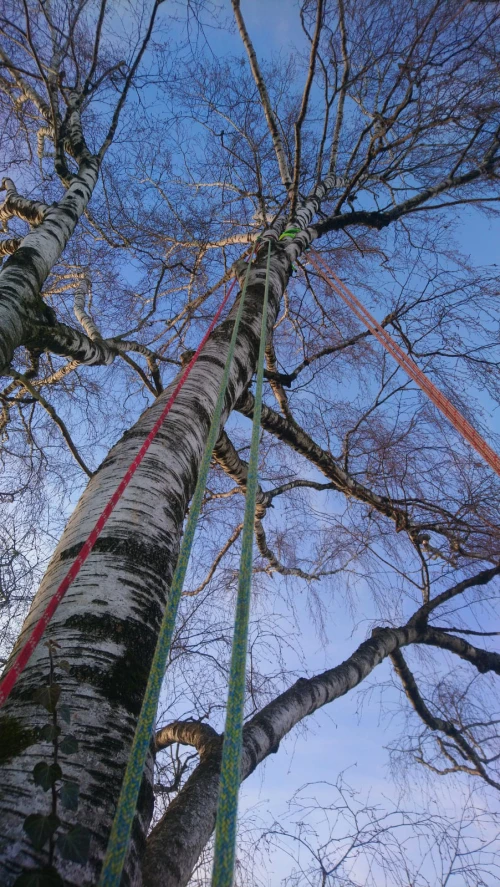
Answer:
[1,1,500,885]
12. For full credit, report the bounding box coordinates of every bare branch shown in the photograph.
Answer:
[182,523,243,597]
[230,0,292,188]
[98,0,165,159]
[8,369,93,476]
[290,0,324,215]
[421,626,500,675]
[409,565,500,627]
[155,720,220,760]
[390,648,500,790]
[328,0,350,178]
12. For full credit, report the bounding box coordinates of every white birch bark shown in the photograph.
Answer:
[0,248,291,886]
[261,170,342,244]
[142,624,420,887]
[230,0,292,189]
[0,178,48,226]
[0,158,99,374]
[28,320,118,366]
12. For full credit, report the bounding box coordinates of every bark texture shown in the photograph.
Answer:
[0,158,99,373]
[0,246,291,885]
[142,625,418,887]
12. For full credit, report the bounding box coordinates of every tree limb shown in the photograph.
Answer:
[314,155,500,238]
[143,623,419,887]
[421,626,500,675]
[409,564,500,628]
[8,369,93,476]
[231,0,292,189]
[0,178,48,227]
[390,648,500,790]
[236,388,414,532]
[290,0,324,215]
[155,721,220,761]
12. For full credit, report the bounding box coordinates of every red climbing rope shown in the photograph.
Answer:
[0,278,238,707]
[308,247,500,478]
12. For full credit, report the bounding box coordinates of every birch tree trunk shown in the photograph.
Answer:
[0,158,100,374]
[0,247,290,886]
[2,3,500,885]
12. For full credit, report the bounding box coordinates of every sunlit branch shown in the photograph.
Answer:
[290,0,324,216]
[230,0,292,189]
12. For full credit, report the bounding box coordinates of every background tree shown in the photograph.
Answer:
[241,777,500,887]
[1,1,500,885]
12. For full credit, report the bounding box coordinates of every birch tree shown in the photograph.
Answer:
[1,1,500,885]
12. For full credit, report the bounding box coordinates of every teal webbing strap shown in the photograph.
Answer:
[99,250,257,887]
[211,241,272,887]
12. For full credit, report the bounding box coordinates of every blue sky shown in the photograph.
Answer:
[170,3,500,882]
[2,1,499,881]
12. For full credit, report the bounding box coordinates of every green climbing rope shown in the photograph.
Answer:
[99,246,259,887]
[211,241,272,887]
[278,226,301,240]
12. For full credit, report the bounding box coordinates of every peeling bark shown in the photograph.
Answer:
[0,238,22,257]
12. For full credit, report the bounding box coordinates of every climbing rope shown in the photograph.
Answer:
[211,241,271,887]
[9,226,497,886]
[308,247,500,479]
[98,246,262,887]
[278,226,301,241]
[0,277,239,709]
